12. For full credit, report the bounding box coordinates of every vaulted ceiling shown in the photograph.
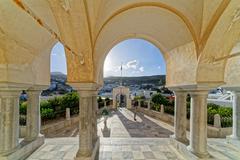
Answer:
[0,0,239,87]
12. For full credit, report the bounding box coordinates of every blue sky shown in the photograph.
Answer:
[51,39,166,77]
[51,42,67,74]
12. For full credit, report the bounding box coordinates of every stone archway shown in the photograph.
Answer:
[112,86,131,109]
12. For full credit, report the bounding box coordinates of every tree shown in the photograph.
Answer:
[151,93,168,106]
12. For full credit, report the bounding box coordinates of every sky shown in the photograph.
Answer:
[50,42,67,74]
[50,39,166,77]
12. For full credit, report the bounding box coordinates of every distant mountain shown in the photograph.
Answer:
[41,72,71,96]
[51,72,67,82]
[104,75,166,86]
[41,73,166,96]
[51,72,65,75]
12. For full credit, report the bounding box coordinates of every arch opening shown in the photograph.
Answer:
[100,38,171,110]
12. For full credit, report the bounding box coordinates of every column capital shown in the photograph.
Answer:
[189,90,209,96]
[0,82,32,91]
[173,90,188,97]
[167,82,223,92]
[28,85,49,92]
[67,82,101,91]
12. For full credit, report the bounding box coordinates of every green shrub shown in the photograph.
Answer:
[206,103,232,127]
[98,101,104,109]
[19,101,27,115]
[207,103,232,117]
[102,108,109,116]
[164,106,174,115]
[140,100,145,107]
[134,95,145,101]
[151,93,168,106]
[40,100,51,110]
[19,115,26,126]
[60,92,79,110]
[186,94,191,102]
[207,103,220,110]
[97,96,103,103]
[186,102,190,119]
[98,96,104,108]
[167,99,174,107]
[105,97,110,106]
[151,104,160,112]
[41,108,56,120]
[48,97,61,110]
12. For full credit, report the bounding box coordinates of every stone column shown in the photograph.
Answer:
[138,100,141,107]
[188,90,209,158]
[92,91,98,145]
[213,114,221,128]
[25,88,42,141]
[70,83,100,160]
[66,108,71,120]
[147,100,151,110]
[0,89,22,155]
[172,91,187,143]
[229,90,240,140]
[160,104,164,113]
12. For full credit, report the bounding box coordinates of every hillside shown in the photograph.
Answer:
[104,75,166,86]
[41,73,166,96]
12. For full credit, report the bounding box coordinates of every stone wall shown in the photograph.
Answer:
[20,107,109,138]
[138,107,232,138]
[20,115,79,138]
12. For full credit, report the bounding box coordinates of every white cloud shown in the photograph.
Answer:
[139,66,144,72]
[104,59,145,77]
[157,65,161,69]
[126,60,138,69]
[52,53,57,56]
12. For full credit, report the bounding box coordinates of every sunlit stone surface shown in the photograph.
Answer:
[1,0,240,159]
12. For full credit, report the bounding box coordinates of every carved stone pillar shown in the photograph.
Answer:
[92,91,98,146]
[188,90,209,158]
[0,84,29,155]
[231,90,240,140]
[224,87,240,141]
[0,90,20,155]
[172,91,188,143]
[70,83,100,160]
[147,100,151,110]
[25,87,43,141]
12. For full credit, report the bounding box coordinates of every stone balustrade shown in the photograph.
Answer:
[137,106,232,138]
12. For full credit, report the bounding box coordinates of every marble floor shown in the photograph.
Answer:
[26,108,240,160]
[98,108,173,138]
[26,137,184,160]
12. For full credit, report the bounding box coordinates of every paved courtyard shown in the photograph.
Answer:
[26,108,240,160]
[98,108,173,138]
[45,108,174,138]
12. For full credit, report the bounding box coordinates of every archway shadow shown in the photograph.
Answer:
[113,108,173,137]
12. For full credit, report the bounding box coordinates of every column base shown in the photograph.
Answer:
[75,138,100,160]
[170,134,189,145]
[24,133,44,142]
[226,135,240,148]
[187,146,210,159]
[227,134,240,140]
[0,135,44,160]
